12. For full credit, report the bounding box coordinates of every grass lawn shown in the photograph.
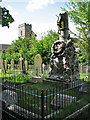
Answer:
[80,73,90,81]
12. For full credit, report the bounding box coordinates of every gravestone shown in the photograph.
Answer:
[44,12,80,84]
[34,54,42,76]
[0,90,18,108]
[1,58,5,73]
[19,55,24,72]
[11,59,14,70]
[25,60,28,71]
[4,60,7,72]
[51,94,76,108]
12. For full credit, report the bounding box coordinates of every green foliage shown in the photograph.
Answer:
[34,30,59,64]
[62,1,90,65]
[2,30,59,64]
[1,7,14,27]
[2,30,59,65]
[10,73,31,83]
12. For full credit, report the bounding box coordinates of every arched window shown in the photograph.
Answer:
[21,31,23,36]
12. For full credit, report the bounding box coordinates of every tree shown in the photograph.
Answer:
[62,0,90,65]
[2,30,59,65]
[30,30,59,64]
[1,7,14,27]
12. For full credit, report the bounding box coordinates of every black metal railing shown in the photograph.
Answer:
[0,78,90,120]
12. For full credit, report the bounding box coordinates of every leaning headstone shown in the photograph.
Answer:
[25,60,28,71]
[34,54,42,76]
[51,94,76,108]
[4,60,7,72]
[79,84,90,93]
[0,90,18,108]
[11,59,14,70]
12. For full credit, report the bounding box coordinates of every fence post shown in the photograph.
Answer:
[41,89,44,120]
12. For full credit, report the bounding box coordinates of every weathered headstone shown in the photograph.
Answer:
[0,90,18,108]
[19,55,23,72]
[51,94,76,108]
[4,60,7,72]
[1,59,5,73]
[34,54,42,76]
[11,59,14,70]
[25,60,28,71]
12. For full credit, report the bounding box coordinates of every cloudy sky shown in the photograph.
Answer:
[0,0,77,44]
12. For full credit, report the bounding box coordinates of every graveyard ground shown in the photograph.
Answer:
[0,69,90,119]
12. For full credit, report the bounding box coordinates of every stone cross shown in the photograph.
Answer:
[34,54,42,76]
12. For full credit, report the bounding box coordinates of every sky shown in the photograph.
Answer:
[0,0,78,44]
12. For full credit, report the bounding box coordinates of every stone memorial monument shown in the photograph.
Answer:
[11,59,14,70]
[45,12,80,85]
[34,54,42,76]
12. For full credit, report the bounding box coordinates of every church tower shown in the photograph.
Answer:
[18,23,32,38]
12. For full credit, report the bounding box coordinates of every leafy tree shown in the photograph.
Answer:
[62,0,90,65]
[30,30,59,64]
[1,7,14,27]
[2,30,59,65]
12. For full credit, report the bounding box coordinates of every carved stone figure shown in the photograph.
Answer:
[46,12,80,83]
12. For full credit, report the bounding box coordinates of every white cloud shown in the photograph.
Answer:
[31,22,57,39]
[7,5,13,10]
[6,5,17,16]
[26,0,55,11]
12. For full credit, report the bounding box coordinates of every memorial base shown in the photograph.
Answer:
[30,76,42,83]
[43,78,84,87]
